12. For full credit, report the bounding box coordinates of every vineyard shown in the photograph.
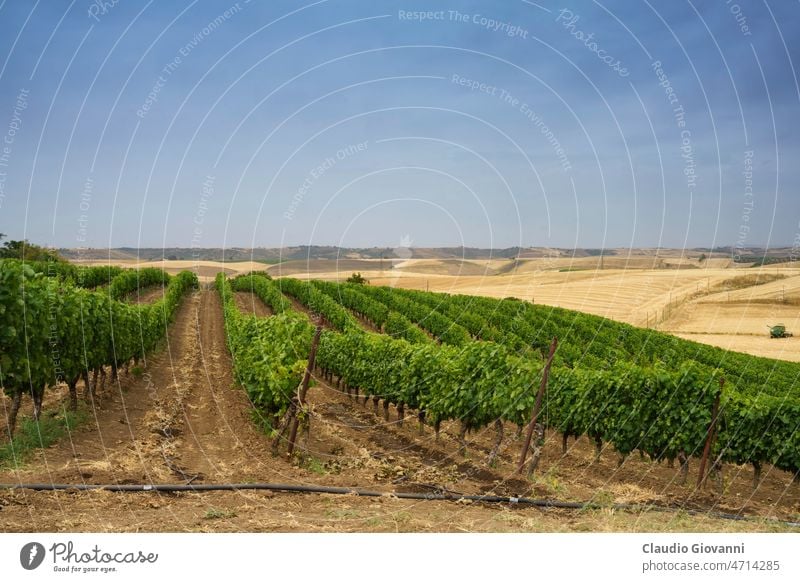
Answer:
[0,259,197,440]
[1,261,798,531]
[224,274,800,488]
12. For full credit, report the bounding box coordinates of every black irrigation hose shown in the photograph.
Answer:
[2,482,799,527]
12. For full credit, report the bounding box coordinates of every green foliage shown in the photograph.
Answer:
[278,278,362,333]
[383,312,431,344]
[217,274,314,417]
[25,261,126,289]
[307,279,800,474]
[388,288,509,346]
[346,272,368,285]
[0,261,52,398]
[0,238,64,262]
[350,284,472,346]
[312,280,432,344]
[108,267,170,300]
[232,274,291,313]
[718,392,800,473]
[0,259,197,413]
[0,410,85,468]
[312,280,389,328]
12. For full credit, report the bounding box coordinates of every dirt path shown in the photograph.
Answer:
[282,293,337,330]
[0,289,294,486]
[351,312,381,333]
[233,291,272,317]
[126,285,169,305]
[168,289,267,483]
[304,381,800,519]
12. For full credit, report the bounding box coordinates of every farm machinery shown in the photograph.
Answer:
[768,324,793,338]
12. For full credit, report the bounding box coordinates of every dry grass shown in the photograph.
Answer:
[1,489,795,533]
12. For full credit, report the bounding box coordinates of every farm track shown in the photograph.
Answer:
[351,312,381,333]
[278,288,379,334]
[271,281,424,336]
[0,289,281,485]
[1,288,798,531]
[281,293,334,330]
[233,291,273,317]
[125,285,170,305]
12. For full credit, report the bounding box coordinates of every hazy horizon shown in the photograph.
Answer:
[51,243,800,251]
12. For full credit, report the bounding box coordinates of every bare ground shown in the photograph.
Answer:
[2,375,798,531]
[233,291,273,318]
[126,285,169,305]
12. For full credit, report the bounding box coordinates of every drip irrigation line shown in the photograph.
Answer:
[2,481,798,527]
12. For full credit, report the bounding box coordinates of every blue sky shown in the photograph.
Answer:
[0,0,798,250]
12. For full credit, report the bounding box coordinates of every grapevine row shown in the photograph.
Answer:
[348,283,472,345]
[0,260,197,436]
[276,277,362,332]
[231,273,293,313]
[218,275,800,477]
[390,286,800,399]
[108,267,170,300]
[310,280,431,344]
[216,274,313,422]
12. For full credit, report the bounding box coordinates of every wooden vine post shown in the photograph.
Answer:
[516,336,558,475]
[696,377,723,489]
[286,320,324,457]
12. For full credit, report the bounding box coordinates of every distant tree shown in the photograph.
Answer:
[346,272,368,285]
[0,238,63,262]
[698,253,707,263]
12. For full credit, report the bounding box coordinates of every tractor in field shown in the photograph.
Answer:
[768,324,793,338]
